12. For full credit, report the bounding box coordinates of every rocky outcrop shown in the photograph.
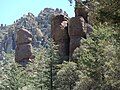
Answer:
[14,12,44,47]
[15,28,34,65]
[0,8,68,53]
[36,8,68,38]
[51,4,93,61]
[75,6,89,23]
[51,15,69,63]
[68,16,86,59]
[0,42,5,60]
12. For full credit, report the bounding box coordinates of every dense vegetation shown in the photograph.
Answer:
[0,0,120,90]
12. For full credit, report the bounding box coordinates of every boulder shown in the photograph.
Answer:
[68,16,86,38]
[51,15,69,42]
[16,28,32,44]
[75,6,89,23]
[15,44,33,62]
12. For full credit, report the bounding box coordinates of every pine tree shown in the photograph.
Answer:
[73,24,120,90]
[55,62,79,90]
[43,39,60,90]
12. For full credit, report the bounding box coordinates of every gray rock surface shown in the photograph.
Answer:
[0,8,68,53]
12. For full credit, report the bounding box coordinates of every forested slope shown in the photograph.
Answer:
[0,0,119,90]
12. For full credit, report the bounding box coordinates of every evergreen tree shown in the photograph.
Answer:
[55,62,79,90]
[73,24,120,90]
[43,39,60,90]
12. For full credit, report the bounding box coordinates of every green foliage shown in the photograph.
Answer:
[43,39,60,90]
[0,48,47,90]
[55,62,79,90]
[0,24,119,90]
[1,64,28,90]
[68,0,120,24]
[90,0,120,24]
[73,24,120,90]
[0,39,61,90]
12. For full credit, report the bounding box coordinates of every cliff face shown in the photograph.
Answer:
[0,8,68,55]
[51,6,93,62]
[51,15,69,63]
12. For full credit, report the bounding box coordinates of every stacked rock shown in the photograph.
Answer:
[51,15,69,63]
[68,1,93,60]
[15,28,35,66]
[51,1,93,62]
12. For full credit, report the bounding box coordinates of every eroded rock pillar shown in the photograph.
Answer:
[51,15,69,63]
[68,16,86,60]
[15,28,35,66]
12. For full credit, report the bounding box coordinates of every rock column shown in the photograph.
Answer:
[51,15,69,63]
[68,16,86,60]
[15,28,35,66]
[51,3,93,62]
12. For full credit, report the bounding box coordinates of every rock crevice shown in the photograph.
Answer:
[51,4,93,62]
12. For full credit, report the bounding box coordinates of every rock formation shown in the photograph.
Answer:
[0,42,5,60]
[51,2,93,61]
[36,8,68,38]
[15,28,35,66]
[51,15,69,62]
[68,16,86,59]
[75,6,89,23]
[0,8,68,53]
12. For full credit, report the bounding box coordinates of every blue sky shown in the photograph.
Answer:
[0,0,75,25]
